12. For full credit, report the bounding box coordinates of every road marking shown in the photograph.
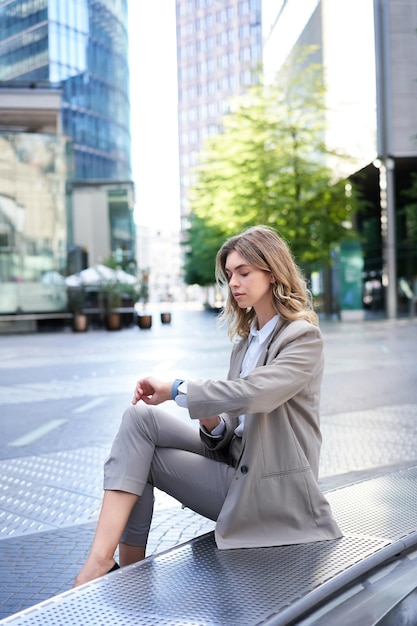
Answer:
[8,419,68,447]
[72,397,107,414]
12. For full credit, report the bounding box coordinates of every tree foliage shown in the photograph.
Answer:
[183,48,363,286]
[182,214,227,286]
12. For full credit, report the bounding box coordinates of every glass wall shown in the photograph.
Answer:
[0,0,131,181]
[48,0,131,180]
[108,188,136,274]
[0,0,49,81]
[0,132,69,313]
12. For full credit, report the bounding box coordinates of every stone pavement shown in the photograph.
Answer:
[0,306,416,621]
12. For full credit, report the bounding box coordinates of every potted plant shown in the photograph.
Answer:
[105,280,123,331]
[68,286,88,332]
[136,270,152,329]
[160,311,171,324]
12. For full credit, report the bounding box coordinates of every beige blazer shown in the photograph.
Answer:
[187,317,342,549]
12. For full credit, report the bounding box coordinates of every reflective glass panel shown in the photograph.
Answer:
[0,133,69,313]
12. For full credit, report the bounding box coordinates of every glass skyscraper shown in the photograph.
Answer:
[0,0,131,181]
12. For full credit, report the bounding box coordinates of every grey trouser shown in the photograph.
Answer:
[103,403,241,547]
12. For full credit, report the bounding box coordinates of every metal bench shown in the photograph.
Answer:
[2,465,417,625]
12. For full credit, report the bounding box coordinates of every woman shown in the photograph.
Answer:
[75,225,342,586]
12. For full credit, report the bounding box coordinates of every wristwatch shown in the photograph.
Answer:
[171,379,184,400]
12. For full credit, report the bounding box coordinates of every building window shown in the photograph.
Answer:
[200,59,207,74]
[239,1,250,15]
[216,9,227,23]
[239,23,250,39]
[189,107,198,122]
[187,64,196,79]
[216,31,228,46]
[240,69,251,85]
[218,54,228,69]
[189,129,198,144]
[240,46,251,62]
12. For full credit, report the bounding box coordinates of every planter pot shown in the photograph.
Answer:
[72,312,88,332]
[160,312,171,324]
[137,314,152,330]
[106,312,122,331]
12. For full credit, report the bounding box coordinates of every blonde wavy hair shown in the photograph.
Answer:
[215,225,318,339]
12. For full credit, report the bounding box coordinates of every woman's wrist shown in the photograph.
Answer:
[200,416,221,433]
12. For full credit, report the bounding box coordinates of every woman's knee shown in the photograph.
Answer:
[122,403,147,421]
[119,404,174,444]
[120,404,154,439]
[118,404,199,451]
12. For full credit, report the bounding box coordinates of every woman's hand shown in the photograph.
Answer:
[132,376,172,406]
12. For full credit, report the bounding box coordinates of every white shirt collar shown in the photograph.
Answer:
[249,315,279,344]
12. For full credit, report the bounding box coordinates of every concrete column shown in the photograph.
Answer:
[374,0,397,319]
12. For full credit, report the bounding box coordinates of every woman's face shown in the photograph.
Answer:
[225,250,274,315]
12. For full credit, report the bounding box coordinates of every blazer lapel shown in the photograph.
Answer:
[228,338,248,380]
[257,316,287,366]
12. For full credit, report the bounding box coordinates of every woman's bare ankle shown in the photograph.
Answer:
[74,553,116,587]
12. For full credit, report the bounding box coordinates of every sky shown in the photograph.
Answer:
[128,2,180,230]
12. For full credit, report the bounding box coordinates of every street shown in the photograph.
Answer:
[0,305,417,619]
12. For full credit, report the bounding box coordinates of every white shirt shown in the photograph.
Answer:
[176,315,278,438]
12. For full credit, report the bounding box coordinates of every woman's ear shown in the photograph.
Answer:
[270,274,275,283]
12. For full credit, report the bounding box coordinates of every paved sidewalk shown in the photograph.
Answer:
[1,308,416,620]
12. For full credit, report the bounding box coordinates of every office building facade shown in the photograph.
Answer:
[175,0,262,224]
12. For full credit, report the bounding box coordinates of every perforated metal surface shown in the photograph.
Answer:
[320,404,417,475]
[3,466,417,625]
[0,534,386,626]
[0,448,105,538]
[327,467,417,540]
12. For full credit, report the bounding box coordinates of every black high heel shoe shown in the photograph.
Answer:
[107,562,120,573]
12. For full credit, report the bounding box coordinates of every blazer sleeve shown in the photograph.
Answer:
[187,321,323,421]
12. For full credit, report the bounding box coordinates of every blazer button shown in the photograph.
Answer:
[240,465,249,474]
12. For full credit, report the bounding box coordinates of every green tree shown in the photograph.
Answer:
[184,48,363,292]
[183,214,227,286]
